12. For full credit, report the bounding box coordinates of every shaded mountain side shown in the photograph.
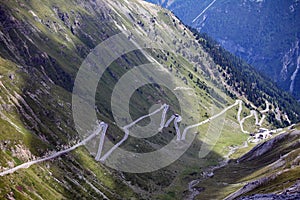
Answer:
[0,0,299,199]
[146,0,300,99]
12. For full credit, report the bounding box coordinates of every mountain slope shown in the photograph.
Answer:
[189,127,300,199]
[0,0,299,199]
[146,0,300,99]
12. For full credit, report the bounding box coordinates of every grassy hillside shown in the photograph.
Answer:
[0,0,299,199]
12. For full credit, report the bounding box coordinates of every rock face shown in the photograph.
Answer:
[222,131,300,200]
[191,129,300,200]
[146,0,300,99]
[237,132,289,162]
[239,131,300,162]
[239,193,300,200]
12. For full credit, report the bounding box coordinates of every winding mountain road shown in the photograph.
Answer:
[0,124,105,176]
[1,99,272,178]
[0,100,243,176]
[181,100,241,140]
[99,104,167,162]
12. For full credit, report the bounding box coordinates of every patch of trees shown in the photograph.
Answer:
[188,27,300,124]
